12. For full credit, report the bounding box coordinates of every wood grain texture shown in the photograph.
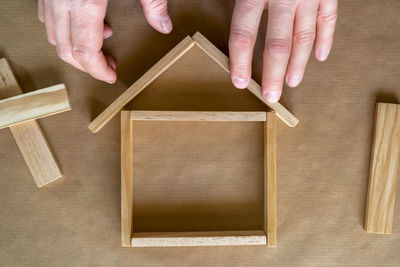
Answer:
[130,111,267,121]
[88,36,195,133]
[0,84,70,129]
[0,58,63,187]
[365,103,400,234]
[265,112,277,246]
[121,111,134,247]
[192,32,299,128]
[131,231,267,247]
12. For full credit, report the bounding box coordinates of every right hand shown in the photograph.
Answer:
[38,0,173,84]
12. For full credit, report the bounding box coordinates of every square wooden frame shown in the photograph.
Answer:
[121,110,277,247]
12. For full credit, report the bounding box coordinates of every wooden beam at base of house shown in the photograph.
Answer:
[130,111,267,121]
[131,231,267,247]
[0,58,66,188]
[365,102,400,234]
[0,84,70,130]
[265,112,277,247]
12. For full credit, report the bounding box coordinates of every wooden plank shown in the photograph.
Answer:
[131,230,267,247]
[0,84,70,129]
[88,36,195,133]
[121,111,134,247]
[130,111,267,121]
[192,32,299,128]
[0,58,63,187]
[265,112,277,246]
[365,103,400,234]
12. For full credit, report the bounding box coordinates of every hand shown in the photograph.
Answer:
[229,0,337,103]
[38,0,173,84]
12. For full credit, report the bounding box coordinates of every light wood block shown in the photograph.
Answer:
[265,112,277,247]
[0,84,70,129]
[192,32,299,128]
[131,231,267,247]
[0,58,66,187]
[365,103,400,234]
[88,36,195,133]
[121,111,134,247]
[130,111,267,121]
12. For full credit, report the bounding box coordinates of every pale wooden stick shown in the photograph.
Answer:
[0,84,70,130]
[0,58,63,187]
[265,112,277,247]
[121,111,134,246]
[131,231,267,247]
[365,103,400,234]
[88,36,195,133]
[192,32,299,128]
[130,111,267,121]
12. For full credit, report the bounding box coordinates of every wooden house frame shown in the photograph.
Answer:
[88,32,298,247]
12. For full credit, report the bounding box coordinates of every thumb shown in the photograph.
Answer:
[139,0,173,34]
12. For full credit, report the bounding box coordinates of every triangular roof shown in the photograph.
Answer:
[88,32,298,133]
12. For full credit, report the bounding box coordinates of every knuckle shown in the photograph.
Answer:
[236,0,261,9]
[267,37,291,59]
[56,47,72,61]
[293,30,315,45]
[230,28,256,49]
[273,0,298,9]
[142,0,168,12]
[318,9,338,24]
[72,46,94,64]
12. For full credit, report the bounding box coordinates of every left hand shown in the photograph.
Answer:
[229,0,337,103]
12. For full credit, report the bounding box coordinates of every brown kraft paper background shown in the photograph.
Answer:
[1,0,400,265]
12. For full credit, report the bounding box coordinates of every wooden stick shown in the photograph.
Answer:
[131,231,267,247]
[88,36,195,133]
[265,112,277,247]
[192,32,299,128]
[365,103,400,234]
[130,111,267,121]
[0,84,70,130]
[121,111,134,247]
[0,58,63,187]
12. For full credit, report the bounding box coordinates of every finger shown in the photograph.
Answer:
[104,24,113,39]
[38,0,44,23]
[70,1,116,83]
[139,0,172,34]
[262,0,298,103]
[285,0,318,87]
[229,0,265,89]
[53,6,85,72]
[315,0,337,61]
[43,0,56,45]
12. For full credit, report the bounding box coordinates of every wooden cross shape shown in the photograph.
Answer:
[0,58,70,187]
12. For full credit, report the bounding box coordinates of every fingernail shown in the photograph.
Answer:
[161,15,173,34]
[232,77,248,89]
[107,80,116,84]
[317,50,329,61]
[286,75,302,87]
[103,31,113,39]
[109,60,116,70]
[263,91,281,103]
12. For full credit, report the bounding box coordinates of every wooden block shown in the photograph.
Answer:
[0,58,64,187]
[121,111,134,247]
[130,111,267,121]
[365,103,400,234]
[0,84,70,129]
[192,32,299,128]
[131,231,267,247]
[265,112,277,246]
[88,36,195,133]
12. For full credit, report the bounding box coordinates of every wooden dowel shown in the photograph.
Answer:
[265,112,277,247]
[131,230,267,247]
[121,111,134,246]
[130,111,267,121]
[365,103,400,234]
